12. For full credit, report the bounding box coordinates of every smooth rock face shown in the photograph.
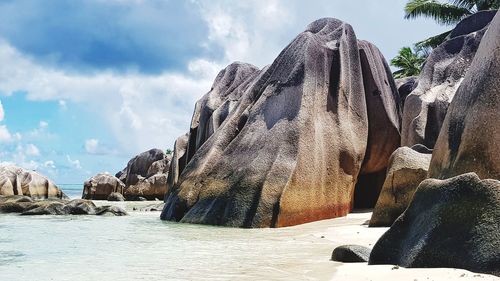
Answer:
[355,41,401,208]
[185,62,260,163]
[118,148,166,185]
[162,18,400,227]
[0,195,128,216]
[164,134,189,198]
[401,12,494,148]
[82,173,125,200]
[429,11,500,180]
[394,76,417,107]
[369,173,500,276]
[124,173,167,200]
[369,145,432,227]
[107,192,125,201]
[0,165,66,199]
[331,245,371,263]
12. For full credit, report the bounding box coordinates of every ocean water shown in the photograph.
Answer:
[0,201,337,281]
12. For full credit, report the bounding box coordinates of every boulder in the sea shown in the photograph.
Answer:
[82,173,125,200]
[124,173,168,200]
[117,148,166,185]
[331,245,371,263]
[369,173,500,276]
[429,10,500,180]
[162,18,401,227]
[0,195,128,216]
[401,11,496,148]
[0,165,66,199]
[369,145,432,227]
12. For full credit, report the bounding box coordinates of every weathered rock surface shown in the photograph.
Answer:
[124,173,168,200]
[0,165,66,199]
[0,195,128,216]
[117,148,166,185]
[369,145,432,227]
[369,173,500,276]
[82,173,125,200]
[165,133,189,199]
[162,18,401,227]
[395,76,417,107]
[107,192,125,201]
[429,10,500,180]
[331,245,371,263]
[401,11,495,148]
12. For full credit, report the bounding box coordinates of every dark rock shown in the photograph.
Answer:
[369,173,500,276]
[395,76,417,107]
[0,195,127,216]
[162,18,400,227]
[401,12,495,148]
[82,173,125,200]
[369,146,431,227]
[107,192,125,201]
[331,245,371,263]
[429,11,500,180]
[119,148,166,185]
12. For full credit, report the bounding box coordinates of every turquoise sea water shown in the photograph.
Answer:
[0,198,336,280]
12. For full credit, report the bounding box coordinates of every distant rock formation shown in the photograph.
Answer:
[0,195,127,216]
[84,148,171,201]
[161,18,401,227]
[0,165,66,199]
[369,173,500,276]
[82,173,124,200]
[369,145,432,227]
[401,10,497,148]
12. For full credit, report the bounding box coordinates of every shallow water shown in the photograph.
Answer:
[0,202,336,281]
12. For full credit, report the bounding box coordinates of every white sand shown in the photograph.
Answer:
[289,211,500,281]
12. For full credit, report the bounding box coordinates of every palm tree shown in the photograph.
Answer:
[405,0,500,48]
[391,47,427,78]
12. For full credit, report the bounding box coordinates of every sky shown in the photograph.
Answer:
[0,0,449,184]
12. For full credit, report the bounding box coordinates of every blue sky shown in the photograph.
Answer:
[0,0,448,184]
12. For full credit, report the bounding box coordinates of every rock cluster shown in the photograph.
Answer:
[0,165,67,199]
[369,10,500,276]
[161,17,401,227]
[83,148,171,201]
[0,195,127,216]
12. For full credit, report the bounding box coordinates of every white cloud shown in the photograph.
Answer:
[0,100,4,121]
[0,124,12,142]
[58,100,67,110]
[39,121,48,129]
[85,138,99,154]
[66,155,82,169]
[0,39,218,154]
[44,160,56,169]
[25,143,40,156]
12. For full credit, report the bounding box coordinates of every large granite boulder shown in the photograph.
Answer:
[369,145,432,227]
[0,165,66,199]
[185,62,260,163]
[394,76,417,107]
[429,10,500,180]
[82,173,125,200]
[117,148,166,185]
[401,11,496,148]
[124,173,167,200]
[165,133,189,198]
[0,195,128,216]
[369,173,500,276]
[162,18,401,227]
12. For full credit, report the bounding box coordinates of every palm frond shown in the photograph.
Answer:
[449,0,477,10]
[475,0,500,10]
[405,0,472,25]
[415,30,453,49]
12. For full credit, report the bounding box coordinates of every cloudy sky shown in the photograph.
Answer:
[0,0,448,184]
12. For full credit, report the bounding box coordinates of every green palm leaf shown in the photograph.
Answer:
[405,0,472,25]
[415,30,452,48]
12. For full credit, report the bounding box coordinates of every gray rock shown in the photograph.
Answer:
[0,165,66,199]
[82,173,125,200]
[107,192,125,201]
[162,18,400,227]
[401,12,495,148]
[395,76,417,107]
[119,149,166,185]
[331,245,371,263]
[429,10,500,180]
[369,146,432,227]
[0,195,127,216]
[369,173,500,276]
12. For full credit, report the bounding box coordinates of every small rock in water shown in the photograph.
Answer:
[331,245,371,263]
[107,192,125,202]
